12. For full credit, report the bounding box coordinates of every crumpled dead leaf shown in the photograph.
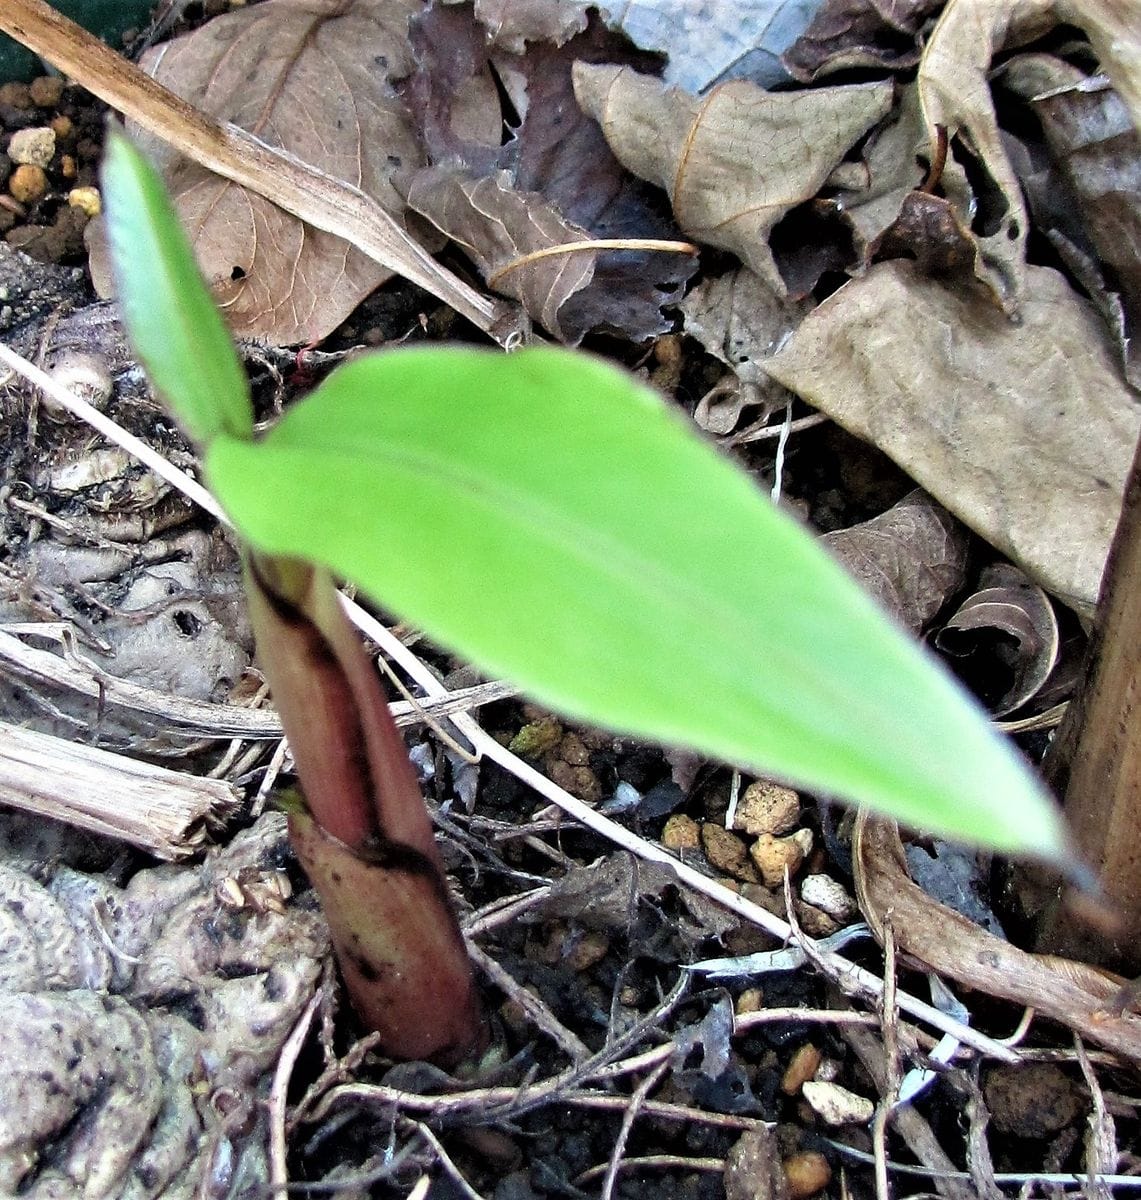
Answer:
[916,0,1057,307]
[408,168,597,342]
[853,813,1141,1062]
[528,851,738,957]
[573,62,892,294]
[783,0,942,81]
[404,6,695,342]
[458,0,820,90]
[822,490,971,634]
[762,260,1141,619]
[934,562,1059,716]
[1030,77,1141,390]
[88,0,425,346]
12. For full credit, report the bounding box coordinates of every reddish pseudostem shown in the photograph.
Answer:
[246,554,485,1066]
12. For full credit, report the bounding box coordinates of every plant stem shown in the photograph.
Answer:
[1036,428,1141,971]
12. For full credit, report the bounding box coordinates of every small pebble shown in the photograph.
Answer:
[783,1151,831,1199]
[28,75,65,107]
[734,780,801,836]
[60,155,78,181]
[50,114,73,140]
[735,987,764,1015]
[7,126,56,168]
[67,186,100,217]
[802,1080,874,1126]
[750,828,813,888]
[794,901,839,938]
[9,163,47,204]
[799,874,857,922]
[701,822,759,882]
[557,732,590,766]
[781,1043,822,1095]
[661,814,700,852]
[567,929,609,972]
[0,82,32,110]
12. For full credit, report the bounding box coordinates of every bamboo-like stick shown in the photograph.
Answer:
[0,720,239,858]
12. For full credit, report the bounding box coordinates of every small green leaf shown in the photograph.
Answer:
[206,346,1068,860]
[100,128,252,445]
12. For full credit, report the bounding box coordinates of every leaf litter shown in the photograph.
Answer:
[3,0,1141,1194]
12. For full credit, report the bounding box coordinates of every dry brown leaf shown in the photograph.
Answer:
[572,62,892,293]
[681,267,807,390]
[407,167,596,342]
[822,490,971,634]
[404,7,695,342]
[88,0,425,346]
[448,0,591,52]
[1060,0,1141,136]
[916,0,1057,307]
[825,83,929,258]
[853,813,1141,1062]
[762,260,1141,619]
[934,562,1059,717]
[783,0,941,81]
[1031,78,1141,390]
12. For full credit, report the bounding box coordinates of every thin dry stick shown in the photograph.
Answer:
[0,0,521,345]
[600,1060,670,1200]
[268,990,322,1195]
[465,939,592,1064]
[412,1123,486,1200]
[577,1156,725,1186]
[488,239,697,287]
[872,920,901,1200]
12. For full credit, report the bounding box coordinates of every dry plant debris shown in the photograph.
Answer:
[2,0,1141,1196]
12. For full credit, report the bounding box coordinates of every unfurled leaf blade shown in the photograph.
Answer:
[205,346,1067,860]
[100,129,252,445]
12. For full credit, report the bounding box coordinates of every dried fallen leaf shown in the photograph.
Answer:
[934,562,1059,716]
[825,82,931,258]
[573,62,892,294]
[822,489,971,634]
[405,6,695,342]
[1031,77,1141,390]
[88,0,425,345]
[782,0,941,80]
[408,167,597,342]
[762,261,1141,619]
[854,813,1141,1062]
[916,0,1057,307]
[682,267,808,389]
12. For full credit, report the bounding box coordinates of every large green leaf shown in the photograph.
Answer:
[99,129,252,445]
[206,346,1068,860]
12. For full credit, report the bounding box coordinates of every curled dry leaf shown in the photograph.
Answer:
[853,813,1141,1062]
[682,267,808,388]
[934,562,1059,717]
[916,0,1057,307]
[762,261,1141,619]
[572,62,892,293]
[1030,77,1141,390]
[821,489,970,634]
[407,168,596,343]
[782,0,942,81]
[825,82,931,258]
[405,6,695,342]
[88,0,425,346]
